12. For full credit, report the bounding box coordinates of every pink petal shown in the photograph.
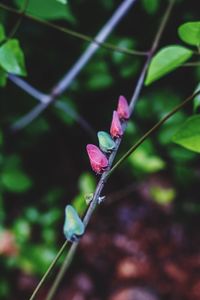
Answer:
[117,95,130,120]
[110,111,123,138]
[86,144,108,174]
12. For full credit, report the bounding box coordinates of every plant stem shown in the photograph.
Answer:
[8,74,49,103]
[109,89,200,175]
[45,2,175,300]
[7,0,29,39]
[0,2,147,58]
[182,61,200,67]
[8,75,95,137]
[51,0,139,97]
[29,240,68,300]
[45,243,78,300]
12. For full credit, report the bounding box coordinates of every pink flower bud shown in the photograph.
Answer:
[110,111,123,138]
[117,95,130,120]
[86,144,108,174]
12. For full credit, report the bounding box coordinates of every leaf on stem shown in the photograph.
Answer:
[98,131,116,153]
[0,24,5,43]
[172,115,200,153]
[0,39,27,76]
[178,21,200,47]
[145,45,193,85]
[63,205,85,242]
[15,0,75,23]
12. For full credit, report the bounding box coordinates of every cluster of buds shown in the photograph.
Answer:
[86,95,130,174]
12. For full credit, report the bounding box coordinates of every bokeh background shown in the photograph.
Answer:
[0,0,200,299]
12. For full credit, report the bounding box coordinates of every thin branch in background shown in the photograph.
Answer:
[10,0,140,130]
[43,1,176,300]
[45,242,78,300]
[55,101,96,138]
[182,61,200,67]
[109,89,200,176]
[8,75,95,137]
[105,182,139,204]
[8,74,49,103]
[0,2,147,57]
[7,0,29,39]
[29,241,68,300]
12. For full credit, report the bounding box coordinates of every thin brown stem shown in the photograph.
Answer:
[182,61,200,67]
[0,2,147,57]
[7,0,29,39]
[109,89,200,175]
[29,240,68,300]
[45,243,78,300]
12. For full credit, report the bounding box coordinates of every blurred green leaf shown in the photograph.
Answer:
[24,117,49,136]
[42,228,56,244]
[56,0,67,4]
[0,24,5,43]
[72,194,87,216]
[0,279,10,298]
[178,21,200,46]
[112,38,139,78]
[141,0,159,14]
[145,45,193,85]
[13,219,31,243]
[2,169,32,193]
[85,60,113,90]
[19,245,57,274]
[112,38,136,64]
[73,173,96,215]
[0,39,27,76]
[172,115,200,153]
[0,67,7,87]
[150,186,176,205]
[54,98,77,125]
[78,172,95,195]
[15,0,75,22]
[86,73,113,90]
[40,209,61,226]
[25,207,40,223]
[169,145,196,162]
[128,141,166,173]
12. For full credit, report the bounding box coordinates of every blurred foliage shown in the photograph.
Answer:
[0,0,199,298]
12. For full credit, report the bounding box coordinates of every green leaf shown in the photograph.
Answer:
[63,205,85,241]
[112,38,136,64]
[2,169,32,193]
[128,141,166,173]
[150,186,176,205]
[56,0,67,4]
[98,131,116,153]
[141,0,159,15]
[172,115,200,153]
[15,0,75,23]
[0,24,6,43]
[78,173,95,195]
[178,21,200,46]
[145,45,193,85]
[86,73,113,90]
[0,67,7,87]
[0,39,27,76]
